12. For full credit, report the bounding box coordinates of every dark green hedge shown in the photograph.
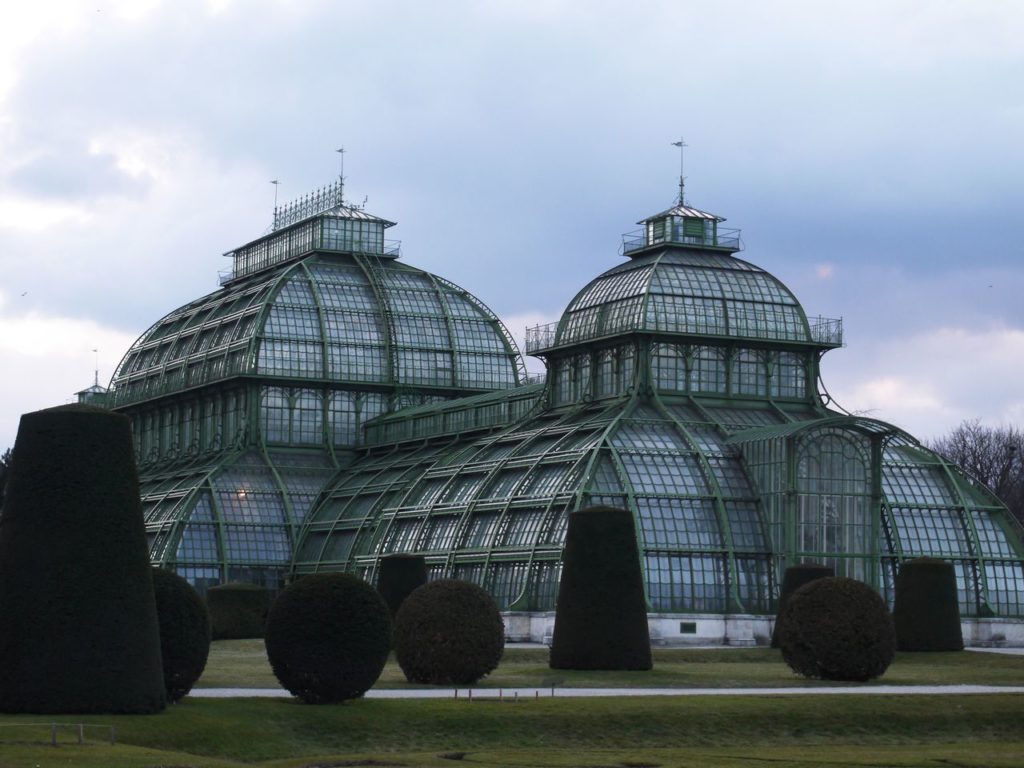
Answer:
[779,576,895,682]
[771,563,834,648]
[265,573,391,703]
[377,554,428,617]
[152,568,211,702]
[894,557,963,651]
[0,405,166,713]
[549,506,651,670]
[393,579,504,685]
[207,582,271,639]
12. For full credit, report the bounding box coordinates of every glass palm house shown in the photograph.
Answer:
[107,175,1024,643]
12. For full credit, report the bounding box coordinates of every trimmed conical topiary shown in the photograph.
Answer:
[378,554,428,617]
[152,568,212,702]
[0,405,166,713]
[771,563,834,648]
[393,579,505,685]
[779,576,895,682]
[549,506,651,671]
[894,557,963,651]
[265,573,392,703]
[207,582,271,639]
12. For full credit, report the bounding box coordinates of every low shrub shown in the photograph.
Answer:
[771,563,834,648]
[207,582,271,640]
[779,576,895,682]
[265,573,391,703]
[549,506,651,670]
[378,554,428,617]
[152,567,212,702]
[894,557,963,651]
[393,579,504,685]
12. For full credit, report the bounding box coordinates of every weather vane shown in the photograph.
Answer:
[671,138,687,206]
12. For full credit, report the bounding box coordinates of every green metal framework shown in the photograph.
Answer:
[109,201,526,591]
[294,201,1024,617]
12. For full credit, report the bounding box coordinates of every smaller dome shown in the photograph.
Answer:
[553,249,835,349]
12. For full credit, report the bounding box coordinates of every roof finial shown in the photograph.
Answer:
[270,179,280,220]
[92,348,99,387]
[336,147,346,204]
[671,138,687,206]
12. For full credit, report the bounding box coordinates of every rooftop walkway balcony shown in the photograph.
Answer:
[622,226,742,256]
[525,314,843,355]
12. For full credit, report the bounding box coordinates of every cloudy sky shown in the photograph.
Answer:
[1,0,1022,452]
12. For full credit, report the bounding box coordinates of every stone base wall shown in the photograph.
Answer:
[502,612,1024,648]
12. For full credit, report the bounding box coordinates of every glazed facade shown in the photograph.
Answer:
[293,203,1024,620]
[108,188,1024,625]
[108,202,525,591]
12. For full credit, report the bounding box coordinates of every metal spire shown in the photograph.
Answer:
[271,179,280,219]
[336,147,346,204]
[92,348,99,387]
[671,138,687,206]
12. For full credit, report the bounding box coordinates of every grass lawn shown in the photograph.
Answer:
[196,639,1024,690]
[1,695,1023,767]
[2,645,1022,767]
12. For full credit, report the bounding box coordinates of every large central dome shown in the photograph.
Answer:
[105,189,526,593]
[111,254,521,408]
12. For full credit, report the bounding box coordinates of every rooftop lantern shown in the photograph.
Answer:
[621,140,741,257]
[220,158,400,286]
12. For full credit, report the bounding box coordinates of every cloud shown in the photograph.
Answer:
[0,128,272,330]
[7,145,150,202]
[815,263,835,280]
[0,292,139,451]
[823,325,1024,441]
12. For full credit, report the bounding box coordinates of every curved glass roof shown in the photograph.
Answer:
[551,250,832,349]
[293,201,1024,619]
[110,254,525,406]
[141,448,338,593]
[296,389,1024,617]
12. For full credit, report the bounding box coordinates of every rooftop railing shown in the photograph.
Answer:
[525,322,559,355]
[219,239,402,286]
[526,313,844,353]
[808,316,844,346]
[622,227,742,256]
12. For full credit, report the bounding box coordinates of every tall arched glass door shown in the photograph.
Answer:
[796,429,876,581]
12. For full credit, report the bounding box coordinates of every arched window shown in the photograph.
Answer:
[731,349,767,396]
[796,429,873,580]
[261,388,290,443]
[652,343,687,393]
[690,346,725,394]
[772,352,807,398]
[594,349,616,398]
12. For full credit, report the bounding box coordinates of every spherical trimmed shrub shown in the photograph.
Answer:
[550,506,651,671]
[152,568,212,702]
[0,404,166,713]
[779,577,895,682]
[265,573,391,703]
[377,554,428,617]
[771,563,834,648]
[894,557,963,651]
[207,582,271,640]
[393,579,504,685]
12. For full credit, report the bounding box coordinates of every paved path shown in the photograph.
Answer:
[191,684,1024,699]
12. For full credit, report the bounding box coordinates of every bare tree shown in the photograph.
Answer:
[929,420,1024,528]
